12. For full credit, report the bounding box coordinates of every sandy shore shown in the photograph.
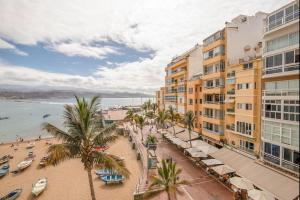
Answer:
[0,136,142,200]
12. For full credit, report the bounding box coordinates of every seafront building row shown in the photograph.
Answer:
[156,0,299,177]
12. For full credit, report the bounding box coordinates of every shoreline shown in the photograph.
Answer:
[0,135,54,146]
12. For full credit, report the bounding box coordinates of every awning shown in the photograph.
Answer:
[210,147,299,200]
[190,151,207,158]
[248,189,275,200]
[191,140,219,154]
[211,164,235,176]
[185,147,201,155]
[176,130,199,142]
[201,159,223,166]
[229,177,254,191]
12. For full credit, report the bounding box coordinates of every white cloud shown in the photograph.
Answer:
[0,38,28,56]
[0,61,157,94]
[0,0,290,93]
[48,42,120,59]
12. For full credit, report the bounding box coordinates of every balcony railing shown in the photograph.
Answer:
[263,63,299,76]
[262,89,299,97]
[226,124,235,131]
[204,101,225,104]
[203,128,224,136]
[265,9,299,32]
[227,90,235,95]
[226,108,235,113]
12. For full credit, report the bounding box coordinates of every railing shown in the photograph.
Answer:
[263,153,280,165]
[226,124,235,131]
[226,108,235,113]
[265,9,299,32]
[204,101,225,104]
[203,128,224,136]
[282,160,300,173]
[262,89,299,97]
[239,146,254,154]
[263,63,299,76]
[227,90,235,95]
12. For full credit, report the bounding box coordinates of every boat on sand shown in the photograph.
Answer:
[32,178,47,196]
[0,188,22,200]
[0,164,9,177]
[17,159,33,170]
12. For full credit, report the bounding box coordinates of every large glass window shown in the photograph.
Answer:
[285,51,294,64]
[272,144,280,157]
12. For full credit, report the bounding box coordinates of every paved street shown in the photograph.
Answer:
[126,123,233,200]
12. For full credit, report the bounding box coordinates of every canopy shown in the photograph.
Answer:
[185,147,201,155]
[190,151,207,158]
[229,177,254,191]
[210,147,299,200]
[211,164,235,175]
[191,140,219,154]
[201,159,223,166]
[248,189,275,200]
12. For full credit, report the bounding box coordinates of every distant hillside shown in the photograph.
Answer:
[0,90,154,99]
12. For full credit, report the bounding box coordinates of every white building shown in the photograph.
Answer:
[261,0,299,175]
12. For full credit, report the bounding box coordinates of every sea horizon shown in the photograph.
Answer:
[0,97,153,143]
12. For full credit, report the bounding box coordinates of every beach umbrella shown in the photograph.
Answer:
[248,189,275,200]
[229,177,254,191]
[211,165,235,176]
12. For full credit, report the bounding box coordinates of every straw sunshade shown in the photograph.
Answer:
[248,189,275,200]
[229,177,254,191]
[211,164,235,175]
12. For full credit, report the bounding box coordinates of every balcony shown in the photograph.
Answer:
[226,108,235,115]
[227,89,235,95]
[203,128,224,136]
[265,7,299,33]
[262,89,299,97]
[226,124,235,131]
[227,72,235,78]
[204,101,224,105]
[262,63,299,77]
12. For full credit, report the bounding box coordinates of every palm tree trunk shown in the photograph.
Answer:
[172,122,176,137]
[141,128,143,142]
[189,130,192,148]
[167,191,171,200]
[87,169,96,200]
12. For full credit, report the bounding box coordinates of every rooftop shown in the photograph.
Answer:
[102,109,127,121]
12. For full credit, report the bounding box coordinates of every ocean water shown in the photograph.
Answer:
[0,97,153,143]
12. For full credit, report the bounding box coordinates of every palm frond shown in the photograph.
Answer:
[94,152,130,178]
[42,123,76,143]
[47,143,79,166]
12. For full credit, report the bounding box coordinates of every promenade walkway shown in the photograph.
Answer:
[125,122,233,200]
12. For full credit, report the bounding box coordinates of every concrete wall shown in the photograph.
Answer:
[188,45,203,79]
[226,12,267,65]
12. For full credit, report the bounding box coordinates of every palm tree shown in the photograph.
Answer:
[43,96,129,200]
[167,106,180,137]
[148,159,189,200]
[151,103,158,115]
[136,115,146,142]
[125,109,134,124]
[156,109,169,131]
[184,110,195,148]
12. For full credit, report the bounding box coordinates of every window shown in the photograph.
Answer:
[236,121,254,135]
[264,142,271,154]
[188,88,193,94]
[194,111,197,116]
[240,140,254,151]
[285,51,294,64]
[189,99,193,105]
[243,62,253,70]
[195,99,198,104]
[283,148,292,162]
[264,100,281,120]
[272,144,280,157]
[199,99,202,104]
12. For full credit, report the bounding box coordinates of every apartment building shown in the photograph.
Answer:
[156,87,165,111]
[187,73,203,133]
[164,44,202,116]
[201,29,226,147]
[261,0,299,175]
[224,13,266,156]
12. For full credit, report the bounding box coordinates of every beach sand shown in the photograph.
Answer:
[0,136,142,200]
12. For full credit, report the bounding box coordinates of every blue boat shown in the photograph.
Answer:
[95,169,115,177]
[0,164,9,177]
[0,188,22,200]
[101,174,124,185]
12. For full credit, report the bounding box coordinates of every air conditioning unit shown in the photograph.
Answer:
[244,45,251,52]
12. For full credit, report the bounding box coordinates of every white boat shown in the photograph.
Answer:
[17,159,33,170]
[32,178,47,196]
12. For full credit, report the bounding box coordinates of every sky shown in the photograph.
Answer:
[0,0,290,94]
